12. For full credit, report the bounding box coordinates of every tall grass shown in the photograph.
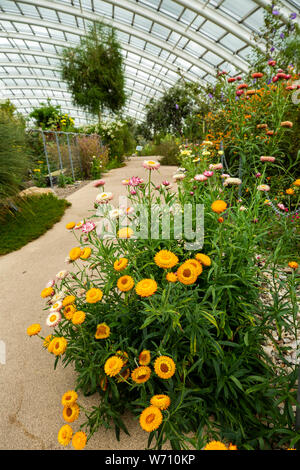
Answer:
[0,110,29,206]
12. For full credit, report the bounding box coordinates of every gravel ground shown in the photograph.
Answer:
[52,180,91,199]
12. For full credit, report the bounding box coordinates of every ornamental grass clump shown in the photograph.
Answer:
[28,157,300,450]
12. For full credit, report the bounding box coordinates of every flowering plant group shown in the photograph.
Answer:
[28,150,300,450]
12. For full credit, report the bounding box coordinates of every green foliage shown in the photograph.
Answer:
[40,164,300,450]
[61,22,126,118]
[249,3,300,72]
[0,194,71,255]
[0,106,30,208]
[142,135,180,166]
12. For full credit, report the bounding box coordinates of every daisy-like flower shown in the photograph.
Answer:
[48,337,67,356]
[154,356,176,379]
[288,261,299,269]
[177,263,198,285]
[183,259,203,276]
[122,179,130,185]
[61,390,78,407]
[166,272,177,283]
[74,221,84,230]
[203,170,214,177]
[209,163,223,170]
[93,179,105,187]
[56,270,69,280]
[194,174,208,182]
[117,275,135,292]
[41,287,54,298]
[143,160,160,170]
[95,323,110,339]
[86,288,103,303]
[281,121,293,128]
[72,432,87,450]
[82,221,96,233]
[204,441,228,450]
[129,176,144,186]
[104,356,124,377]
[66,222,76,230]
[195,253,211,267]
[27,323,41,337]
[131,366,151,384]
[139,406,163,433]
[109,208,123,219]
[211,200,227,214]
[69,247,82,261]
[221,174,230,179]
[260,156,276,162]
[57,424,73,447]
[173,173,186,181]
[49,301,63,312]
[62,295,76,307]
[154,250,179,269]
[223,177,242,186]
[96,192,113,204]
[150,394,171,410]
[135,279,157,297]
[72,311,86,325]
[63,403,80,423]
[117,227,134,239]
[80,247,92,260]
[114,258,128,271]
[257,184,270,192]
[63,304,76,320]
[139,350,151,366]
[46,311,62,327]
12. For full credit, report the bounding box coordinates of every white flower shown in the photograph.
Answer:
[51,290,67,304]
[96,192,113,203]
[46,311,62,327]
[223,177,242,186]
[46,279,55,288]
[109,208,123,219]
[173,173,186,181]
[239,206,247,211]
[49,301,63,312]
[56,270,69,280]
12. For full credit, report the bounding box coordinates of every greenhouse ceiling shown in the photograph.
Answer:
[0,0,299,125]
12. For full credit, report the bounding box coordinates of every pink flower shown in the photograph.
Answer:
[260,156,276,162]
[277,203,285,210]
[130,189,137,195]
[221,174,230,179]
[143,160,160,170]
[203,170,214,178]
[255,173,262,178]
[93,179,105,187]
[209,163,223,170]
[194,174,208,182]
[162,180,171,186]
[122,179,130,185]
[46,279,55,288]
[129,176,144,186]
[82,221,96,233]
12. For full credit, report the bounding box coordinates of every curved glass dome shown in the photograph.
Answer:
[0,0,299,125]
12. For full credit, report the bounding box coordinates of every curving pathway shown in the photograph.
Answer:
[0,157,175,450]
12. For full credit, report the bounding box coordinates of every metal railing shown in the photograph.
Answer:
[28,129,102,188]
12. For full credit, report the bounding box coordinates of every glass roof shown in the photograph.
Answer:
[0,0,299,125]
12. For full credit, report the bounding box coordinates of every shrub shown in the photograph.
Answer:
[29,158,300,450]
[77,134,109,179]
[0,107,30,215]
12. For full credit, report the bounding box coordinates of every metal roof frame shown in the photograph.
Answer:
[0,0,298,125]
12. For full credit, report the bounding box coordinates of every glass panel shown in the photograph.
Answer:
[220,0,257,20]
[133,15,152,32]
[200,21,226,40]
[202,51,223,66]
[17,3,40,17]
[0,0,21,13]
[220,34,247,52]
[114,7,133,25]
[159,0,184,19]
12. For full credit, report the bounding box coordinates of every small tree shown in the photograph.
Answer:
[61,22,126,122]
